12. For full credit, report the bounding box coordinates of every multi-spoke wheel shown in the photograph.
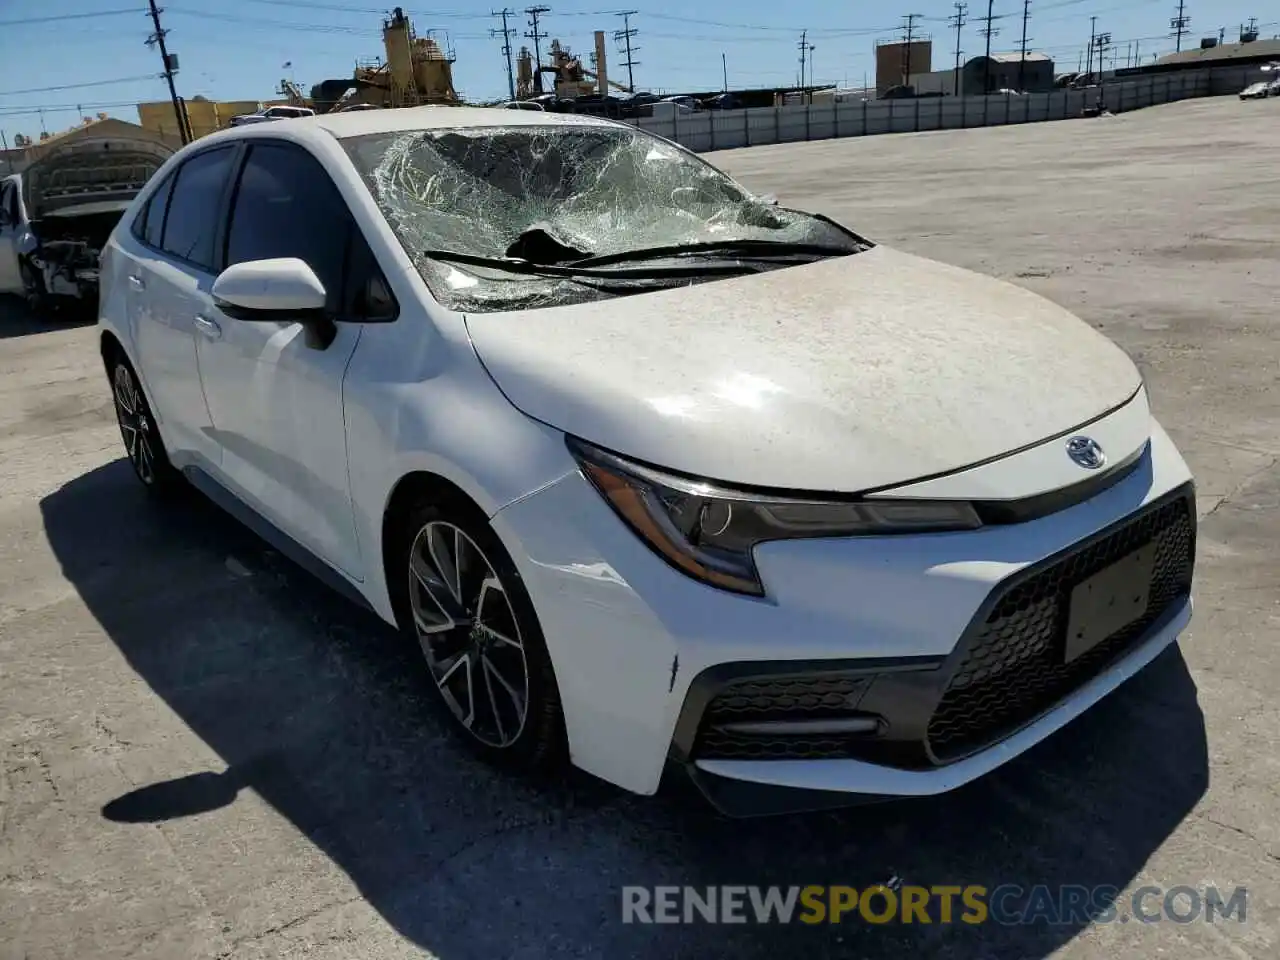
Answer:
[394,500,565,768]
[109,355,180,494]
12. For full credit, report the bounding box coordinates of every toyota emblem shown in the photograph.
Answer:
[1066,436,1106,470]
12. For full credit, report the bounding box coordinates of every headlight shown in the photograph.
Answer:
[568,438,982,597]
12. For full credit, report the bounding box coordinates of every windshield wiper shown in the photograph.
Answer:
[567,238,859,269]
[422,249,759,281]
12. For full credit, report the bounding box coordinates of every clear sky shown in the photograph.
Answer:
[0,0,1273,139]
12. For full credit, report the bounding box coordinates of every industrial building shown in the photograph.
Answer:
[1118,35,1280,75]
[875,39,933,95]
[911,52,1057,96]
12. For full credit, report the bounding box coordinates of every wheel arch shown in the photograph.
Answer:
[379,469,490,620]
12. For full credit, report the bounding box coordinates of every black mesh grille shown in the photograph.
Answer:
[697,676,873,760]
[926,493,1195,762]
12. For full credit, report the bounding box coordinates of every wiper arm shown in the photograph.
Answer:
[568,238,859,269]
[422,249,758,281]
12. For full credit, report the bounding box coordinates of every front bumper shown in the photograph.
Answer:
[489,418,1195,812]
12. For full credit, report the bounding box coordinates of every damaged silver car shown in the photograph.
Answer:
[0,133,173,315]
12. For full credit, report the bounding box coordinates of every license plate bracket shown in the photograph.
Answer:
[1064,545,1156,663]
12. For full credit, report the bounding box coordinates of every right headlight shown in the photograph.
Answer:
[568,438,982,597]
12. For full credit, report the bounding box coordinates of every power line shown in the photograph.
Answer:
[1170,1,1190,52]
[614,10,640,93]
[524,6,550,94]
[3,74,161,97]
[949,3,968,95]
[978,0,1000,93]
[900,14,922,86]
[491,9,517,101]
[0,8,145,27]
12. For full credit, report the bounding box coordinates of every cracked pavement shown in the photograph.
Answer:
[1,98,1278,958]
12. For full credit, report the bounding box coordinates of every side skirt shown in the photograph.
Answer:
[182,465,375,615]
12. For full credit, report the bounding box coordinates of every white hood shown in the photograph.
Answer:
[464,246,1142,493]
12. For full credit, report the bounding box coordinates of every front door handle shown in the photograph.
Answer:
[128,274,145,289]
[193,314,222,340]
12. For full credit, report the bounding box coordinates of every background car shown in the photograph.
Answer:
[0,133,171,314]
[1239,80,1272,100]
[228,104,317,126]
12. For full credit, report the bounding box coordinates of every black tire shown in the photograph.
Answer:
[19,259,51,318]
[389,494,566,772]
[108,353,183,495]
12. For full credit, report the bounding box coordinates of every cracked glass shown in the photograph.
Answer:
[342,122,860,313]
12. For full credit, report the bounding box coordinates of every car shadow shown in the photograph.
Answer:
[0,295,96,338]
[40,460,1209,958]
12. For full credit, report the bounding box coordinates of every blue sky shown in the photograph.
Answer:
[0,0,1272,139]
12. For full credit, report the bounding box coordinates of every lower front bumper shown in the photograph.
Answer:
[679,595,1190,817]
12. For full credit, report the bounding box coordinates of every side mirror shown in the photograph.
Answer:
[212,257,326,316]
[754,193,780,206]
[212,258,336,348]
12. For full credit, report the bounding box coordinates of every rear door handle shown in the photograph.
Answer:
[193,314,222,340]
[128,274,145,289]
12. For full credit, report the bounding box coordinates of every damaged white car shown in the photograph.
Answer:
[98,109,1195,816]
[0,133,173,314]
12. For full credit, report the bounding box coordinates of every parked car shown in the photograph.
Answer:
[501,100,546,111]
[336,102,382,112]
[1239,80,1277,100]
[0,132,173,314]
[228,104,316,126]
[98,107,1196,816]
[661,95,702,111]
[703,93,742,110]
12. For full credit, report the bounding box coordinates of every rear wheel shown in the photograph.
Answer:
[391,498,566,771]
[109,355,182,494]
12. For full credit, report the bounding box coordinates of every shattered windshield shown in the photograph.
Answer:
[342,122,864,312]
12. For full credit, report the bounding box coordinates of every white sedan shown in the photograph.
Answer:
[97,108,1196,816]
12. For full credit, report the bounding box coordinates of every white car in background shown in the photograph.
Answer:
[228,104,316,126]
[97,108,1196,816]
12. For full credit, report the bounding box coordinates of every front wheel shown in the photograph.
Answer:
[392,500,566,771]
[110,356,182,494]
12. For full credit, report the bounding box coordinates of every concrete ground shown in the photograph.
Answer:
[1,97,1278,958]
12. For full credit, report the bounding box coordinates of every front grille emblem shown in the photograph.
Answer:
[1066,435,1106,470]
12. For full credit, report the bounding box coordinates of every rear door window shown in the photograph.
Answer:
[160,146,236,270]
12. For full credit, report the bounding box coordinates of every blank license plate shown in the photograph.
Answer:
[1063,546,1156,663]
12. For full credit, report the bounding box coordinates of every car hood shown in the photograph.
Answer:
[22,134,173,220]
[463,246,1142,493]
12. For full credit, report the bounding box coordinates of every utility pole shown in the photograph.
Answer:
[524,5,550,93]
[1088,15,1097,81]
[978,0,999,94]
[614,10,639,93]
[949,3,968,95]
[1095,30,1110,84]
[797,30,814,100]
[722,52,728,93]
[1170,0,1190,53]
[1017,0,1031,91]
[900,14,922,87]
[491,9,517,100]
[146,0,188,145]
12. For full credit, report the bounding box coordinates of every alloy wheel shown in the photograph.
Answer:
[112,363,156,484]
[408,521,530,749]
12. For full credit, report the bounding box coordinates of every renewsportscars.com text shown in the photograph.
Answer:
[621,884,1247,926]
